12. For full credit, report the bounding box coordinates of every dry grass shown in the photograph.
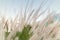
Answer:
[0,0,60,40]
[0,8,60,40]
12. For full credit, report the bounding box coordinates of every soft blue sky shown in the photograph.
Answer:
[0,0,60,18]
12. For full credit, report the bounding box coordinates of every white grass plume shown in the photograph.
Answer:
[0,0,60,40]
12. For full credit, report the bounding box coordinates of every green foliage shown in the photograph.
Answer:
[5,32,10,40]
[13,25,33,40]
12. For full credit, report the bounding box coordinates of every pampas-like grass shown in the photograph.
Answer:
[0,0,60,40]
[0,9,60,40]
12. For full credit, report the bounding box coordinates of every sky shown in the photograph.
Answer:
[0,0,60,18]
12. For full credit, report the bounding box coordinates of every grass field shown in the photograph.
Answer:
[0,0,60,40]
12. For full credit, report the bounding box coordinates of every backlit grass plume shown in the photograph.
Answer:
[0,0,60,40]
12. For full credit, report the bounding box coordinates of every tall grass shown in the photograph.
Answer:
[0,0,60,40]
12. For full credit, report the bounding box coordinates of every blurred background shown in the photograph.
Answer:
[0,0,60,19]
